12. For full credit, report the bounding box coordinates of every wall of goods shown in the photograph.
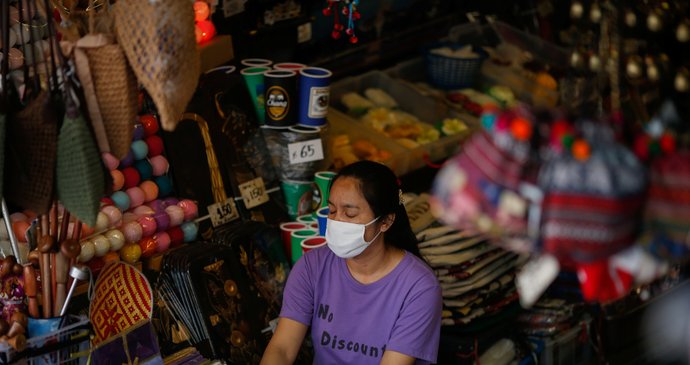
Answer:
[0,0,689,364]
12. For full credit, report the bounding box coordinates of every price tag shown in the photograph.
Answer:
[239,177,270,209]
[207,198,240,227]
[516,254,560,308]
[288,138,324,165]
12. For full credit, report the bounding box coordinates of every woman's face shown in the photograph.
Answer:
[327,177,380,242]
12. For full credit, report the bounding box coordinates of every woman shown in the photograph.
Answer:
[261,161,442,365]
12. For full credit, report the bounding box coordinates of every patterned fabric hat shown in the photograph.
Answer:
[431,108,533,241]
[642,150,690,257]
[538,126,647,263]
[90,262,154,345]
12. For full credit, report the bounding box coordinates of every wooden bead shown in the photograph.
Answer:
[11,263,22,276]
[39,235,55,253]
[23,265,37,297]
[60,239,81,259]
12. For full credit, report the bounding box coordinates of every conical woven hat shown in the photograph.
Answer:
[113,0,199,131]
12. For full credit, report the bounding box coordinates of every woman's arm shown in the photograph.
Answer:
[260,317,309,365]
[380,350,416,365]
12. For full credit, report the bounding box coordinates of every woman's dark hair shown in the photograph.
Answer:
[331,161,422,259]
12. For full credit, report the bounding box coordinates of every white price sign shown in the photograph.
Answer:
[288,138,324,164]
[239,177,270,209]
[207,198,240,227]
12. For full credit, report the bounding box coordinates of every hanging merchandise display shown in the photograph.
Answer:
[322,0,361,44]
[112,0,200,131]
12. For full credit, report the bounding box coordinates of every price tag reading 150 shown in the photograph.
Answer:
[239,177,270,209]
[288,138,324,164]
[208,198,240,227]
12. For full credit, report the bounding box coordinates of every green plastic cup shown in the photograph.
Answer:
[291,229,317,264]
[281,180,314,220]
[314,171,337,210]
[241,66,271,125]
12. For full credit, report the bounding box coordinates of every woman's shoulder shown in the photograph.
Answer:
[400,252,440,290]
[299,245,337,269]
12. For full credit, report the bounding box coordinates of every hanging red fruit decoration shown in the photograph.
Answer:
[323,0,361,44]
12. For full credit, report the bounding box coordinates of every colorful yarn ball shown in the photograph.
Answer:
[165,205,185,227]
[105,229,126,251]
[181,222,198,242]
[119,150,134,168]
[178,199,199,220]
[121,167,141,189]
[139,114,159,137]
[154,176,173,197]
[111,169,125,191]
[79,240,96,263]
[122,221,143,243]
[126,187,146,208]
[510,117,532,141]
[102,152,120,170]
[101,205,123,226]
[139,237,157,258]
[111,191,131,211]
[167,227,185,247]
[120,243,142,264]
[133,205,156,217]
[134,160,153,181]
[131,140,149,160]
[145,135,164,157]
[153,210,170,232]
[149,155,169,176]
[133,123,145,141]
[140,180,159,203]
[154,232,171,253]
[137,215,157,237]
[92,235,111,257]
[572,139,591,161]
[147,200,166,213]
[163,197,179,207]
[95,211,110,232]
[122,212,139,224]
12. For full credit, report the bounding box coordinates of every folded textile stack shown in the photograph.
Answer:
[406,193,523,327]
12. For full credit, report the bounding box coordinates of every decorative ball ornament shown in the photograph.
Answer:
[570,1,584,19]
[79,241,96,263]
[196,20,216,44]
[105,229,126,251]
[675,70,689,92]
[626,57,642,78]
[647,11,662,32]
[92,235,111,257]
[120,243,142,264]
[95,212,110,232]
[589,54,602,72]
[677,21,690,42]
[123,221,143,243]
[646,57,660,82]
[589,3,602,23]
[570,51,584,69]
[624,9,637,27]
[193,1,210,22]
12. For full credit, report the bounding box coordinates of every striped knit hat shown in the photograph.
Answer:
[643,150,690,257]
[431,108,533,240]
[538,130,647,264]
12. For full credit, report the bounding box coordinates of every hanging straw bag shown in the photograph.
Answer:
[113,0,200,131]
[0,1,11,199]
[70,0,137,159]
[3,0,60,214]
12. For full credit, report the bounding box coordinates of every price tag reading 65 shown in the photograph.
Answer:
[288,138,324,164]
[239,177,270,209]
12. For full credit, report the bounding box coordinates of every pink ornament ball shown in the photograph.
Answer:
[178,199,199,221]
[140,181,159,203]
[150,155,169,176]
[165,205,185,227]
[101,205,123,226]
[102,152,120,171]
[154,232,171,253]
[133,205,155,217]
[126,186,146,208]
[137,215,158,237]
[122,221,143,243]
[122,212,139,224]
[111,169,125,191]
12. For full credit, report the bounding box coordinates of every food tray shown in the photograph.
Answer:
[330,71,478,174]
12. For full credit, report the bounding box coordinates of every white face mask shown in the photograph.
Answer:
[325,217,381,259]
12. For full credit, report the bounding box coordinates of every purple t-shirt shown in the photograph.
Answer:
[280,246,442,365]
